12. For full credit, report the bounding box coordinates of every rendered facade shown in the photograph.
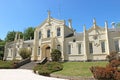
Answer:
[4,12,120,61]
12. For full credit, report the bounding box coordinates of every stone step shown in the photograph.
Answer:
[18,61,36,70]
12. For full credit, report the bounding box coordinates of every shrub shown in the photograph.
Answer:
[33,62,63,76]
[106,51,119,62]
[90,66,115,80]
[19,48,31,59]
[51,49,61,62]
[90,51,120,80]
[0,60,15,69]
[45,62,63,72]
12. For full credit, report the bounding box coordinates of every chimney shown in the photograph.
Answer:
[111,22,115,28]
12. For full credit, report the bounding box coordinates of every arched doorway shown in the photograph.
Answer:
[41,45,51,60]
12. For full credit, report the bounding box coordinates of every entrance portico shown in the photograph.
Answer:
[41,44,51,60]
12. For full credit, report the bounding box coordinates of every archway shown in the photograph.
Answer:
[41,45,51,60]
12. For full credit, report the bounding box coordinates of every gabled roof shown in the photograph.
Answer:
[109,28,120,32]
[87,25,105,33]
[36,17,65,30]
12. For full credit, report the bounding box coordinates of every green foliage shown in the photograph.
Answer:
[0,60,15,69]
[19,48,31,59]
[0,40,5,60]
[5,31,16,42]
[33,62,63,76]
[23,27,35,40]
[116,22,120,28]
[51,49,61,62]
[5,31,23,42]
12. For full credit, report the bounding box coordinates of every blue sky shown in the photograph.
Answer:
[0,0,120,40]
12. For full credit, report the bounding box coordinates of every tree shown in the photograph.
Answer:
[0,40,5,60]
[5,31,23,42]
[5,31,16,42]
[116,22,120,28]
[23,27,35,40]
[51,49,61,62]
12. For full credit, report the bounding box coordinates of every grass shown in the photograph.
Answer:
[53,61,108,77]
[0,60,15,68]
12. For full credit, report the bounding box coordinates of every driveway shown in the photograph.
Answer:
[0,69,67,80]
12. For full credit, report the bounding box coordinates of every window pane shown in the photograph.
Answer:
[114,40,119,52]
[47,30,50,38]
[38,47,40,55]
[101,41,105,53]
[39,31,41,39]
[57,45,61,51]
[57,28,61,36]
[78,44,81,54]
[89,43,93,53]
[68,45,71,54]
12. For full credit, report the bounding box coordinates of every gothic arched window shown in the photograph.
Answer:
[38,47,40,55]
[39,31,41,39]
[57,28,61,36]
[57,45,61,51]
[47,29,50,38]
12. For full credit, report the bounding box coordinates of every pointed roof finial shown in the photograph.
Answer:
[93,18,97,29]
[68,19,72,29]
[14,32,18,41]
[18,33,20,40]
[111,22,115,28]
[93,18,96,25]
[83,24,86,31]
[105,21,108,28]
[48,10,51,19]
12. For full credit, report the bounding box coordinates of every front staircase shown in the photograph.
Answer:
[18,61,36,70]
[18,57,48,70]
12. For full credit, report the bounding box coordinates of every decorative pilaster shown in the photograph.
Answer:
[83,25,88,61]
[33,29,38,60]
[105,21,110,55]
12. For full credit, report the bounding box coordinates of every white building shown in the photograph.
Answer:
[4,12,120,61]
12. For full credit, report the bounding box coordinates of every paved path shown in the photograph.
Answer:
[0,69,66,80]
[18,61,36,70]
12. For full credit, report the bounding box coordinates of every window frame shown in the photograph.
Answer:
[57,27,61,36]
[101,41,105,53]
[57,45,61,51]
[39,31,41,39]
[47,29,50,38]
[89,42,93,54]
[78,44,81,54]
[114,40,120,52]
[68,45,71,54]
[38,47,40,55]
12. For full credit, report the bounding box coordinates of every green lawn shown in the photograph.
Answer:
[53,61,108,77]
[0,60,15,68]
